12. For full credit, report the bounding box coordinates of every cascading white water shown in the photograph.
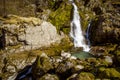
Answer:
[70,1,90,52]
[86,21,91,46]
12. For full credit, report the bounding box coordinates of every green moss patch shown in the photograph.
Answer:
[49,1,72,34]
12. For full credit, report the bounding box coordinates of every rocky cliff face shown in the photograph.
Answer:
[87,0,120,45]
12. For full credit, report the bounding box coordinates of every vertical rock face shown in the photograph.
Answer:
[88,1,120,45]
[0,15,63,52]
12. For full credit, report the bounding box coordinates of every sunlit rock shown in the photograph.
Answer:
[0,15,63,52]
[38,74,59,80]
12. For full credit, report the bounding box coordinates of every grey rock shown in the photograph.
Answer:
[0,16,63,52]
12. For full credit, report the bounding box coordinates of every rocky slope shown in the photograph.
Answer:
[0,15,65,79]
[0,0,120,80]
[15,52,120,80]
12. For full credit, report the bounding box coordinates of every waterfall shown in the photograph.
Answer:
[70,1,90,52]
[86,20,92,46]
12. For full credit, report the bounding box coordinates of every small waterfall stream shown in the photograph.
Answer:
[70,1,90,52]
[86,20,92,46]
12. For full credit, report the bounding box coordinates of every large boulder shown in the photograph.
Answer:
[0,15,63,52]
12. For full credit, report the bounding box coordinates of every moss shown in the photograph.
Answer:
[49,1,72,34]
[32,55,53,78]
[38,37,73,56]
[75,0,96,30]
[77,72,95,80]
[80,11,95,30]
[48,1,57,9]
[99,67,120,79]
[113,49,120,65]
[5,36,73,57]
[48,0,96,33]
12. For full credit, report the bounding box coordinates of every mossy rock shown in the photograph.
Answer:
[98,67,120,79]
[32,55,53,78]
[114,50,120,61]
[75,0,96,30]
[41,37,73,56]
[38,74,59,80]
[77,72,95,80]
[49,1,72,34]
[56,59,76,73]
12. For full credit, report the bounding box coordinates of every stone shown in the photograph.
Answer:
[38,74,59,80]
[61,51,71,59]
[77,72,95,80]
[67,72,95,80]
[6,65,16,73]
[50,56,63,68]
[32,55,53,78]
[0,15,63,52]
[67,73,78,80]
[104,56,113,64]
[98,67,120,79]
[0,52,36,80]
[72,65,84,73]
[55,59,76,74]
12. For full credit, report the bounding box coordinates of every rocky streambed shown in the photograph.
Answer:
[14,49,120,80]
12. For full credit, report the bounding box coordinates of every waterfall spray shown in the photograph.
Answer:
[70,1,90,52]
